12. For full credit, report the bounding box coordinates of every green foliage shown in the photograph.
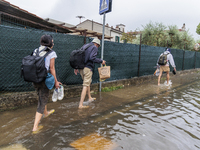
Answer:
[196,39,200,43]
[141,22,167,47]
[102,85,124,92]
[132,21,195,50]
[120,31,137,43]
[196,23,200,35]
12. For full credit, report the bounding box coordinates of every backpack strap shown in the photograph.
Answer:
[43,49,53,58]
[37,47,48,57]
[33,47,53,57]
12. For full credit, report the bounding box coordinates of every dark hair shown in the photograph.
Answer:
[40,35,53,47]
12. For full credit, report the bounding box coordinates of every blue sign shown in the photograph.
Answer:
[99,0,112,15]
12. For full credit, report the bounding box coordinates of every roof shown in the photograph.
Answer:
[116,24,125,27]
[0,0,72,33]
[77,19,124,34]
[44,18,76,28]
[69,27,113,40]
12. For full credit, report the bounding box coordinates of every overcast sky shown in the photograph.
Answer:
[5,0,200,40]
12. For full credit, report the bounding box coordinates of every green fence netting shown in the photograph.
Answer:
[184,50,196,70]
[0,25,199,93]
[139,45,163,76]
[196,52,200,68]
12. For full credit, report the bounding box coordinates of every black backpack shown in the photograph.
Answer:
[158,53,169,65]
[21,47,53,83]
[69,43,93,69]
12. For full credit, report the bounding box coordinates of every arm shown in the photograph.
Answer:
[89,47,106,65]
[74,69,79,75]
[50,58,61,89]
[89,47,103,63]
[168,54,176,68]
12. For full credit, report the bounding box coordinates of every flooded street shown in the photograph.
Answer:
[1,71,200,150]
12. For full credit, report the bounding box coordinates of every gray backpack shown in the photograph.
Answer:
[158,53,169,65]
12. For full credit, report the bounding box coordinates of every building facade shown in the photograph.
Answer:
[76,20,125,43]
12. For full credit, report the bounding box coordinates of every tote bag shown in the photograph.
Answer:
[98,65,110,80]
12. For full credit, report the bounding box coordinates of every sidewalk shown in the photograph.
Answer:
[0,69,199,147]
[0,69,199,146]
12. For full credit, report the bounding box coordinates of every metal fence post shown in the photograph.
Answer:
[137,34,142,77]
[194,51,196,69]
[182,50,185,70]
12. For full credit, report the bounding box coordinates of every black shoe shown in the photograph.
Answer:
[172,70,176,75]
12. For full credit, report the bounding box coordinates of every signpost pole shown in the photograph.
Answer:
[99,12,106,92]
[99,0,112,92]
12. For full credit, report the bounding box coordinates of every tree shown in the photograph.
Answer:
[120,30,137,43]
[196,23,200,35]
[132,21,195,50]
[140,22,168,47]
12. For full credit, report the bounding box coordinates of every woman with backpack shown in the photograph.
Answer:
[32,35,62,134]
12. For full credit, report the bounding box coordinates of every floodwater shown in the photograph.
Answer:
[1,71,200,150]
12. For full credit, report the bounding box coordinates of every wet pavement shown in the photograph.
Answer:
[0,71,200,149]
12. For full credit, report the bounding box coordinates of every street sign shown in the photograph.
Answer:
[99,0,112,15]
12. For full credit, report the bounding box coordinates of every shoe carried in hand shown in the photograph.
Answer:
[52,88,58,102]
[172,69,176,75]
[58,85,64,100]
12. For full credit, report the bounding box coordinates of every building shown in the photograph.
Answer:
[0,0,125,43]
[76,19,125,43]
[0,0,72,33]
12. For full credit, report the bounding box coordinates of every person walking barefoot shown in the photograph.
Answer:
[32,35,61,133]
[74,39,106,108]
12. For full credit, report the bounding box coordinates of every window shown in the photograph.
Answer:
[115,36,119,43]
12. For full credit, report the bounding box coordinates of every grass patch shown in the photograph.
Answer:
[102,85,124,92]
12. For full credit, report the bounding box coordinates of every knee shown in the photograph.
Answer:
[37,104,45,114]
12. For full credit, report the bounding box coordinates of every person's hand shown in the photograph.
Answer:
[74,69,79,75]
[102,60,106,65]
[174,68,176,72]
[55,81,62,89]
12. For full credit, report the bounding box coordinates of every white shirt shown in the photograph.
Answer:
[45,51,57,71]
[33,45,57,71]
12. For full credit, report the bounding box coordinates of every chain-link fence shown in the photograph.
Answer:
[0,25,200,94]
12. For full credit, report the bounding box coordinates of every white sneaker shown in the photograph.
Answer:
[58,85,64,100]
[52,88,58,102]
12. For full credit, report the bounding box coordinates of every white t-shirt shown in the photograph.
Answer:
[45,51,57,71]
[33,46,57,71]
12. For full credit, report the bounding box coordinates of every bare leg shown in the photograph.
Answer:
[87,86,92,100]
[32,112,43,131]
[166,71,170,85]
[79,86,88,108]
[158,71,163,85]
[43,105,48,116]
